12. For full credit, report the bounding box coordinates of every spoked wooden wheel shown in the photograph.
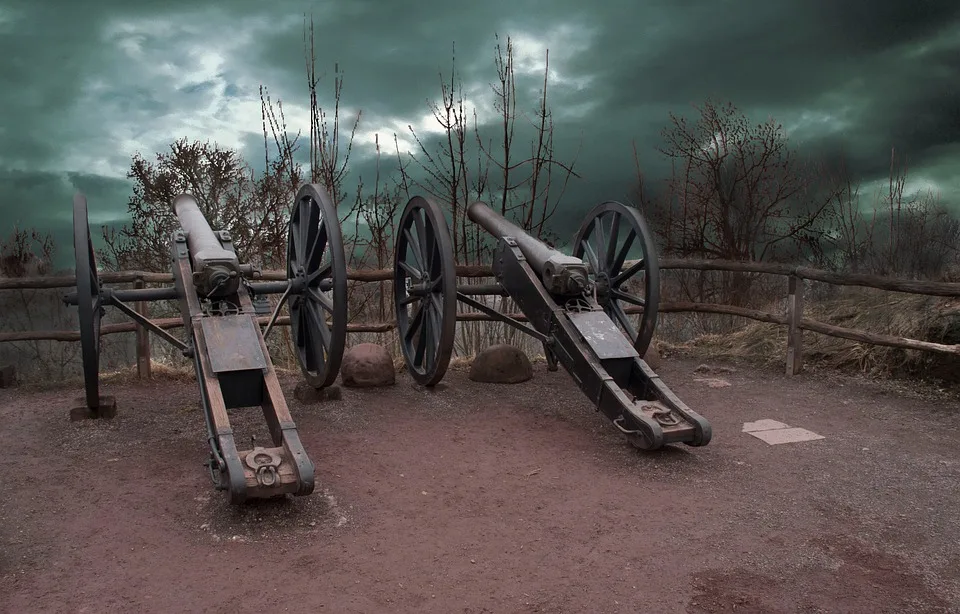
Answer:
[286,183,348,388]
[393,196,457,386]
[572,201,661,359]
[73,193,104,409]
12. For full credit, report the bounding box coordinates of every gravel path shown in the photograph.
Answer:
[1,357,958,613]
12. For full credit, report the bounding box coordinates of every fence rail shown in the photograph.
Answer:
[4,259,959,295]
[2,259,958,378]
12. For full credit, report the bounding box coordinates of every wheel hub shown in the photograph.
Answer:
[593,272,612,302]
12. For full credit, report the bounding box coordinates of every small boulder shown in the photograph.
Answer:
[469,344,533,384]
[641,344,662,370]
[693,377,732,389]
[340,343,395,388]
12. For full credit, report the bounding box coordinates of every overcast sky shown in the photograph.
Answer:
[2,0,959,268]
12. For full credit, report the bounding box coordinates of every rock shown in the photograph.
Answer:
[469,344,533,384]
[340,343,395,388]
[642,344,662,370]
[294,382,342,403]
[0,364,15,388]
[693,377,732,389]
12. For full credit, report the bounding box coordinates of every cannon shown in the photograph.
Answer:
[392,196,711,450]
[63,183,348,503]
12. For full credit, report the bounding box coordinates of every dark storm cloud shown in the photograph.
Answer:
[578,0,960,110]
[0,0,302,235]
[809,0,960,52]
[2,0,960,264]
[0,168,132,270]
[571,0,960,191]
[239,0,586,120]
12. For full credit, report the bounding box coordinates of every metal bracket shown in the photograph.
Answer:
[455,291,549,343]
[109,296,189,352]
[245,446,282,488]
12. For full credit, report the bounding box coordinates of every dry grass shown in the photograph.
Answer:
[5,280,958,395]
[661,286,960,387]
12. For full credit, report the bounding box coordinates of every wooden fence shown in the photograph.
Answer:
[1,259,958,378]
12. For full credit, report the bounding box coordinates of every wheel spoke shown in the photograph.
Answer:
[403,227,426,273]
[422,211,438,277]
[413,209,429,267]
[611,229,636,277]
[302,302,329,373]
[307,287,335,313]
[298,200,311,267]
[307,261,333,285]
[595,214,610,273]
[405,300,425,343]
[604,212,621,269]
[427,295,442,363]
[289,304,301,344]
[399,293,420,307]
[419,297,436,370]
[429,292,443,316]
[413,303,429,366]
[614,258,645,286]
[290,221,301,268]
[612,289,645,307]
[305,299,332,348]
[609,300,639,340]
[398,259,422,280]
[306,223,327,274]
[581,239,601,274]
[293,303,310,361]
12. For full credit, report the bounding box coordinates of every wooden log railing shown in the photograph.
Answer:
[1,259,958,379]
[3,259,959,295]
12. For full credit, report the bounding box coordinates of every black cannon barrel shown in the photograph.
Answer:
[466,201,559,276]
[172,194,238,267]
[172,193,241,297]
[466,200,590,296]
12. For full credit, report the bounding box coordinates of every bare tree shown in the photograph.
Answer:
[303,15,362,217]
[635,100,844,306]
[403,34,581,266]
[402,42,477,262]
[394,35,581,355]
[0,227,81,380]
[820,151,876,273]
[862,149,960,279]
[0,225,54,278]
[99,137,291,273]
[650,100,837,263]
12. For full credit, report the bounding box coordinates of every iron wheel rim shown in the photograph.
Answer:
[572,200,661,359]
[393,196,457,386]
[286,183,348,388]
[73,193,102,408]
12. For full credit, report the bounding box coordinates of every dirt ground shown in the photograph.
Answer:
[1,355,959,614]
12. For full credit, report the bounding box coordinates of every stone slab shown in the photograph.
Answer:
[742,419,790,433]
[747,427,825,445]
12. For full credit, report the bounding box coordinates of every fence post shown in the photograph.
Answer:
[785,275,803,375]
[135,278,151,379]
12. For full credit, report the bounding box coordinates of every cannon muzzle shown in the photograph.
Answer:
[466,201,589,296]
[172,193,241,298]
